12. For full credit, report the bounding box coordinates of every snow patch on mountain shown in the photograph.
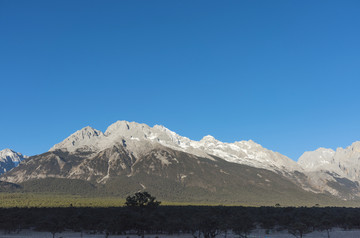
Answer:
[0,149,28,174]
[49,120,302,173]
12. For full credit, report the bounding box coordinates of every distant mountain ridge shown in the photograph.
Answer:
[0,149,28,175]
[49,121,302,173]
[1,120,360,204]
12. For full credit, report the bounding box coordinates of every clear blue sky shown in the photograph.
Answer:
[1,0,360,160]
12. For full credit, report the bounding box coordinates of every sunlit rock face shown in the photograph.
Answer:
[299,142,360,182]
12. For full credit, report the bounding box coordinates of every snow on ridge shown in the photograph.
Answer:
[0,149,28,162]
[48,120,301,173]
[0,149,28,174]
[0,148,17,158]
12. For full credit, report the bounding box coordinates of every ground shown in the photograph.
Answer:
[1,228,360,238]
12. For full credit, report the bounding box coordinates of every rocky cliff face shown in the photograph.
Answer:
[299,142,360,181]
[298,142,360,199]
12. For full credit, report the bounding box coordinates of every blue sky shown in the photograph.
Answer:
[1,0,360,160]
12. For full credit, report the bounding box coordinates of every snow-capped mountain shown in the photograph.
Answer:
[0,149,28,174]
[0,120,320,205]
[50,120,302,173]
[44,121,360,199]
[2,120,360,203]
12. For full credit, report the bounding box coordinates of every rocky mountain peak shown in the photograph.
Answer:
[104,121,151,137]
[49,126,103,152]
[200,135,218,143]
[0,149,16,157]
[0,149,28,174]
[79,126,103,137]
[0,149,27,161]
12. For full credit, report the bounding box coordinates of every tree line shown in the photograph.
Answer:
[1,205,360,237]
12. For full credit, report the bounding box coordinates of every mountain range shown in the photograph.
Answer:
[1,120,360,205]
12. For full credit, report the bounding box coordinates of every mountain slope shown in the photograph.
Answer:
[1,144,335,205]
[1,120,360,204]
[46,121,346,197]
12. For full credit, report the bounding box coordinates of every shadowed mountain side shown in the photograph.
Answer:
[0,181,21,192]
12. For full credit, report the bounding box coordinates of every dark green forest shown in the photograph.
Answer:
[1,206,360,238]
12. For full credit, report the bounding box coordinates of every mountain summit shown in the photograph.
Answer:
[0,149,28,175]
